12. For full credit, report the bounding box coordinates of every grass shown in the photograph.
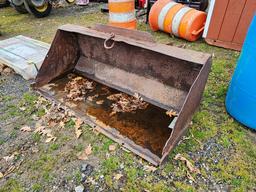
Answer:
[32,132,41,142]
[74,143,84,152]
[31,183,42,192]
[65,119,75,129]
[0,5,256,192]
[102,156,120,173]
[0,179,23,192]
[74,169,82,183]
[49,143,60,151]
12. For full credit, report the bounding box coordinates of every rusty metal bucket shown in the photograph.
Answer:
[34,24,211,165]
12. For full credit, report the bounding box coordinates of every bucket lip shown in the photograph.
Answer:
[58,24,211,65]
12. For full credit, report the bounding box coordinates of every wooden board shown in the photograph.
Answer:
[233,0,256,44]
[206,0,229,40]
[218,0,247,42]
[205,0,256,51]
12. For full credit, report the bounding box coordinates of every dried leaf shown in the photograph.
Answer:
[92,127,100,135]
[20,126,32,132]
[77,144,92,160]
[74,118,83,128]
[48,120,57,127]
[64,75,95,101]
[65,102,77,108]
[42,83,57,90]
[59,121,65,128]
[133,92,140,99]
[40,102,70,126]
[114,173,123,180]
[85,144,92,155]
[144,165,157,172]
[31,114,39,121]
[166,110,177,117]
[45,135,57,143]
[3,154,15,162]
[59,98,64,103]
[3,165,16,177]
[67,110,74,117]
[87,96,93,101]
[96,100,104,105]
[0,63,5,72]
[177,136,191,145]
[100,86,111,95]
[107,93,148,115]
[87,94,99,101]
[109,144,116,151]
[2,67,14,75]
[31,147,39,153]
[40,129,52,136]
[35,120,43,128]
[77,153,88,160]
[19,106,26,111]
[34,126,45,134]
[74,118,83,138]
[186,171,196,182]
[87,177,96,185]
[75,128,82,139]
[174,154,200,174]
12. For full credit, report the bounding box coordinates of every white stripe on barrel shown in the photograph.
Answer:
[109,11,135,23]
[157,1,177,31]
[172,7,192,37]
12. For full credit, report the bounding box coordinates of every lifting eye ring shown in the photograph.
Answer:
[104,33,115,49]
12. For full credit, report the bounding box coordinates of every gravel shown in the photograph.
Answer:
[75,185,85,192]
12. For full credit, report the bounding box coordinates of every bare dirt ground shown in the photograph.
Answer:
[0,4,256,192]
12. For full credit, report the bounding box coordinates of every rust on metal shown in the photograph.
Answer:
[34,24,211,165]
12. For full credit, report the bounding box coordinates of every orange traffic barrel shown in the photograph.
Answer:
[108,0,136,29]
[149,0,206,41]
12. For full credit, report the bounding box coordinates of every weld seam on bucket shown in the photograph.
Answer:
[158,2,177,31]
[172,7,192,37]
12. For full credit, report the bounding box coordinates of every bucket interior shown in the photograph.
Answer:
[41,74,176,157]
[36,29,205,160]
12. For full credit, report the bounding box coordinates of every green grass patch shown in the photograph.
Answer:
[101,139,114,151]
[32,132,41,142]
[74,143,84,152]
[0,178,24,192]
[74,170,82,183]
[173,181,196,192]
[65,119,75,129]
[49,143,60,151]
[102,156,120,173]
[35,108,46,117]
[31,183,42,192]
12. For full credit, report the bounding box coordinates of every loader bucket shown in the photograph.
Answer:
[34,24,211,165]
